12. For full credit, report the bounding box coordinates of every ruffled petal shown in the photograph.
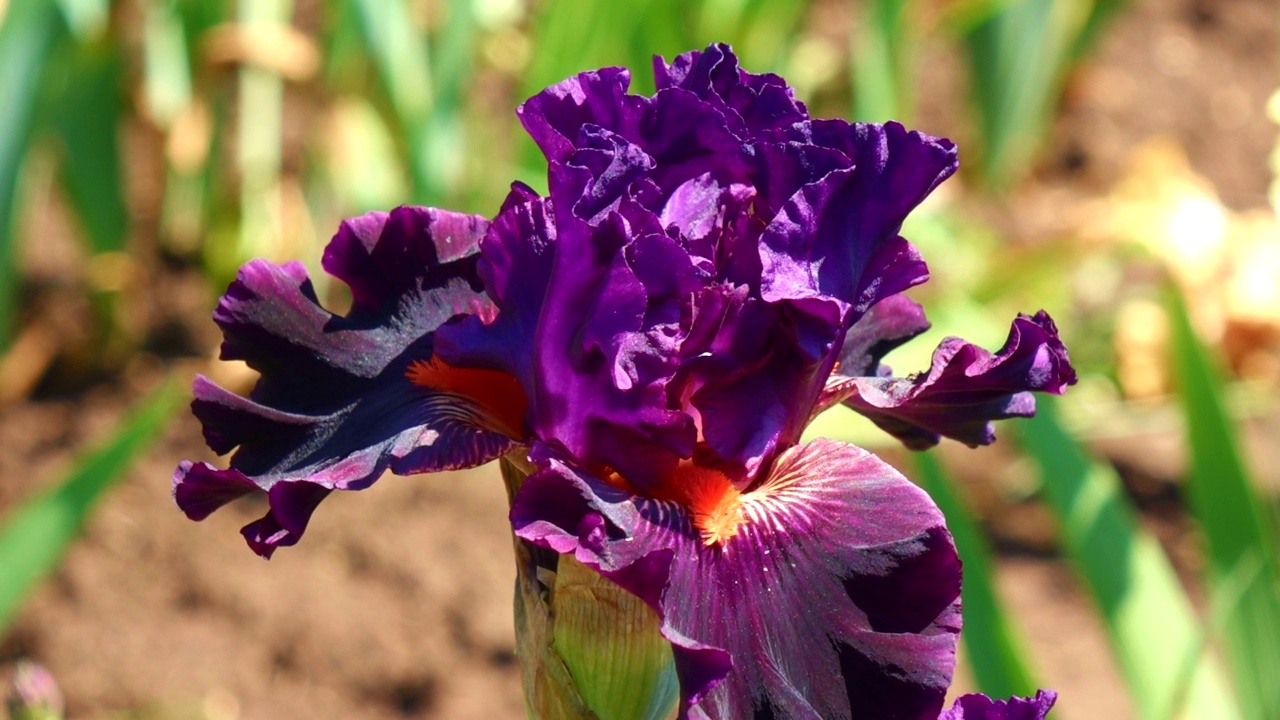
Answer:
[175,207,516,556]
[833,311,1077,450]
[939,690,1057,720]
[434,184,555,392]
[840,293,932,378]
[678,286,838,481]
[653,43,809,139]
[511,438,962,720]
[759,121,955,329]
[518,66,633,164]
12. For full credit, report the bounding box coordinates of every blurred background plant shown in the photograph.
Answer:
[0,0,1276,718]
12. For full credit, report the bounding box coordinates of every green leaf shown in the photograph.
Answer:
[348,0,441,202]
[851,0,914,123]
[913,451,1038,699]
[1167,287,1280,720]
[1016,398,1240,720]
[0,0,68,349]
[49,35,128,255]
[0,379,184,634]
[961,0,1094,186]
[235,0,290,262]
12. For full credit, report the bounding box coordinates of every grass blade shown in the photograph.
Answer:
[0,379,184,634]
[1167,287,1280,720]
[851,0,914,123]
[348,0,440,202]
[1016,398,1240,720]
[236,0,290,263]
[0,1,67,349]
[961,0,1091,187]
[50,35,128,255]
[913,451,1039,699]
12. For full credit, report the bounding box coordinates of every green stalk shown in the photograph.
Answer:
[236,0,290,262]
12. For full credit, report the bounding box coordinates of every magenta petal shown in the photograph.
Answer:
[939,690,1057,720]
[240,481,332,559]
[511,439,962,720]
[172,461,259,521]
[837,311,1077,450]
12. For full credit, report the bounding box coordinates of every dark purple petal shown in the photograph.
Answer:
[811,293,932,418]
[621,87,750,193]
[322,206,489,318]
[654,43,809,139]
[518,66,633,164]
[434,184,555,392]
[939,691,1057,720]
[176,207,516,556]
[172,460,259,521]
[677,287,838,481]
[759,121,955,329]
[840,294,932,377]
[835,311,1077,450]
[566,125,656,222]
[751,141,855,224]
[511,438,962,720]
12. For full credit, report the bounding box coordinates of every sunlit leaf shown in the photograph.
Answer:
[1016,398,1240,720]
[50,35,128,255]
[0,0,67,349]
[1167,286,1280,720]
[851,0,914,123]
[961,0,1119,186]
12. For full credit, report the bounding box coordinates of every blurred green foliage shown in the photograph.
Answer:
[1,1,1277,718]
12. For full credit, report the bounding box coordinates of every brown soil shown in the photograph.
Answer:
[2,0,1276,718]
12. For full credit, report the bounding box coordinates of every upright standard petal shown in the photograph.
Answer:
[828,310,1077,450]
[652,42,809,140]
[759,121,956,331]
[511,438,962,720]
[434,183,555,393]
[173,206,524,557]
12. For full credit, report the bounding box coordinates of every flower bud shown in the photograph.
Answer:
[7,661,64,720]
[504,456,678,720]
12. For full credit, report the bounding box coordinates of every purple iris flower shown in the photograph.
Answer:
[173,39,1073,718]
[463,44,1076,718]
[172,206,529,557]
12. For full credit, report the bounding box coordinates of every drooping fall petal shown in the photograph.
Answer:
[173,206,520,557]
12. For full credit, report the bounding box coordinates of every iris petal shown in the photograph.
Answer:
[511,438,961,719]
[828,310,1077,450]
[939,690,1057,720]
[174,206,516,556]
[759,121,955,332]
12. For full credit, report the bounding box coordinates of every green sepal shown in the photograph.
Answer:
[502,455,679,720]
